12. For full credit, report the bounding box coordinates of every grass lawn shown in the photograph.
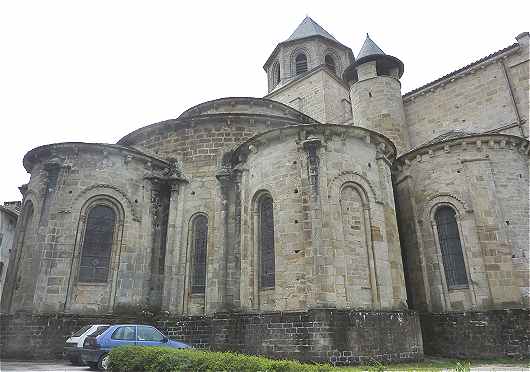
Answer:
[335,357,530,371]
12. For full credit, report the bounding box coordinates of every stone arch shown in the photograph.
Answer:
[270,60,281,88]
[422,193,470,223]
[323,49,342,75]
[74,184,139,222]
[188,212,208,294]
[329,171,380,204]
[183,212,209,315]
[65,194,125,312]
[290,47,312,77]
[422,193,476,311]
[338,182,377,308]
[249,189,276,310]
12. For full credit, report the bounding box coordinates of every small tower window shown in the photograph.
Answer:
[435,206,468,289]
[325,55,336,74]
[295,54,308,75]
[274,63,281,86]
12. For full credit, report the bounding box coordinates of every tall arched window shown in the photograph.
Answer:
[191,214,208,294]
[295,54,308,75]
[325,55,336,74]
[258,195,275,289]
[435,206,468,289]
[79,205,116,283]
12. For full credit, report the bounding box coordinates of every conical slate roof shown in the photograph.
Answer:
[286,16,338,43]
[357,34,385,59]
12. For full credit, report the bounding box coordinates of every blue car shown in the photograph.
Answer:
[81,324,190,370]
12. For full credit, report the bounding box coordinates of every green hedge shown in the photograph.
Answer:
[108,346,334,372]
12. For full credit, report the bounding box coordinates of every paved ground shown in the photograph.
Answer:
[0,360,528,371]
[0,360,89,372]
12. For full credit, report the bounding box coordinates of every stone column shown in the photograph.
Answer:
[161,176,187,314]
[301,135,327,307]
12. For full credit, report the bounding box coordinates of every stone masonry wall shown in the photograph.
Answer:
[420,309,529,358]
[0,309,423,365]
[267,69,352,124]
[403,39,529,148]
[394,134,529,311]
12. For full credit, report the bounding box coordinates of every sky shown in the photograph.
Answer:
[0,0,528,202]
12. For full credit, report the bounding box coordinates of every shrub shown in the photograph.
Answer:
[108,346,334,372]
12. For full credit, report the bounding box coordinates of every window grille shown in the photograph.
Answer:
[259,195,275,289]
[295,54,308,75]
[79,205,115,283]
[325,55,336,74]
[435,206,468,288]
[191,215,208,294]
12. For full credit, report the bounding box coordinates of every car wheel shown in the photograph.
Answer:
[86,361,99,370]
[98,353,110,371]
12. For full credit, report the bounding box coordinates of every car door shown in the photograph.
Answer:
[136,325,166,347]
[108,325,137,349]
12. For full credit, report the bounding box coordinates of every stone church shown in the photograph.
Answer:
[1,17,528,362]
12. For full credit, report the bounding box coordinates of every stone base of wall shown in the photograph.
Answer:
[0,309,423,365]
[420,309,529,359]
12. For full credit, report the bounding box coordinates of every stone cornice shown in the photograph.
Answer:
[23,142,169,173]
[232,124,396,166]
[394,133,529,173]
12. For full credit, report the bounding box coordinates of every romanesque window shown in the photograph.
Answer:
[79,205,116,283]
[191,214,208,294]
[325,55,336,74]
[295,54,308,75]
[435,206,468,289]
[258,195,275,289]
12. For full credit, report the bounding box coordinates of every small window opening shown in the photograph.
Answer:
[325,55,336,74]
[295,54,308,75]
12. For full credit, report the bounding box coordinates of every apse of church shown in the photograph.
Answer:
[1,16,528,362]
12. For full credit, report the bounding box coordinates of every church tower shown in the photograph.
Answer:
[264,17,354,124]
[343,35,410,155]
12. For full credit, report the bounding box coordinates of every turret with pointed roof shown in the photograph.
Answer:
[343,34,410,154]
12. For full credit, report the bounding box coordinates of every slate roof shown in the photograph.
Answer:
[357,34,385,59]
[286,16,338,44]
[416,129,480,148]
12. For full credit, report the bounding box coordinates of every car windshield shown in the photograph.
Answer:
[89,325,110,337]
[71,325,91,337]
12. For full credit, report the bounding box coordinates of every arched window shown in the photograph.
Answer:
[274,63,281,86]
[191,214,208,294]
[258,195,275,289]
[295,54,308,75]
[79,205,116,283]
[325,55,336,74]
[435,206,468,289]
